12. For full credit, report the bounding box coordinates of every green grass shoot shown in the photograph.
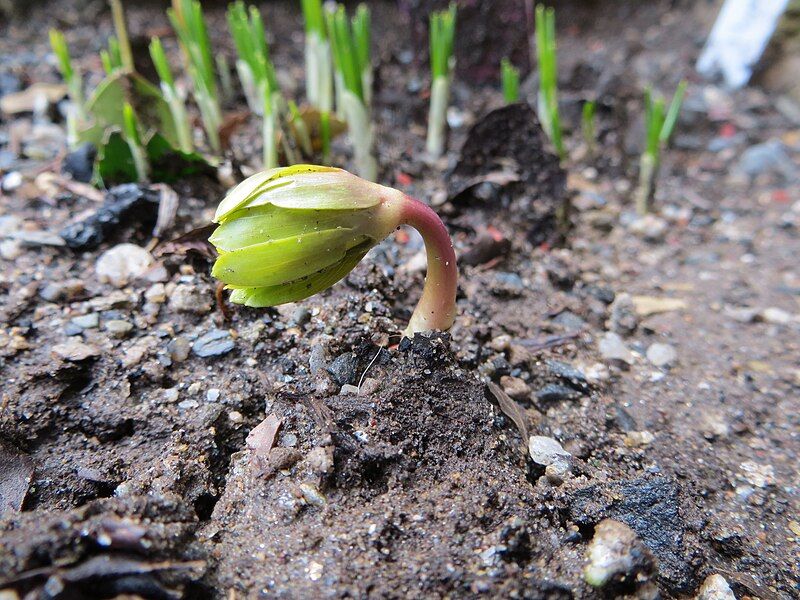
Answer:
[149,37,193,152]
[426,3,457,158]
[501,58,519,104]
[535,4,564,160]
[122,102,149,182]
[582,99,596,156]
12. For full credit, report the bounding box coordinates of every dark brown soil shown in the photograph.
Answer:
[1,1,798,599]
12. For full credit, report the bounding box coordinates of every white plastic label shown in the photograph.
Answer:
[697,0,790,88]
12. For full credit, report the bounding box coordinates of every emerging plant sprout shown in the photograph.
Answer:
[227,1,284,168]
[351,4,373,110]
[301,0,334,115]
[48,29,85,147]
[121,102,149,182]
[634,81,687,215]
[169,0,222,152]
[535,4,564,160]
[426,3,457,159]
[149,37,193,153]
[501,58,520,104]
[326,4,377,180]
[210,165,458,336]
[582,99,596,158]
[109,0,135,72]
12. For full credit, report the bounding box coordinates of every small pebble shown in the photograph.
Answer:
[96,243,154,287]
[192,329,235,358]
[163,388,180,402]
[169,284,212,314]
[71,313,99,329]
[528,436,571,467]
[739,461,775,488]
[584,519,653,588]
[168,337,191,362]
[696,574,736,600]
[105,319,133,338]
[500,375,530,401]
[623,430,655,447]
[646,343,677,367]
[144,283,167,304]
[599,332,635,364]
[52,340,100,362]
[206,388,221,402]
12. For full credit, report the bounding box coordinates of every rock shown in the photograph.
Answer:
[628,214,668,242]
[697,574,736,600]
[14,229,65,247]
[39,279,84,303]
[734,140,796,182]
[168,337,191,362]
[552,310,586,331]
[192,329,235,358]
[491,272,525,298]
[545,460,571,485]
[545,359,590,392]
[599,332,635,365]
[646,343,677,367]
[95,244,154,288]
[71,313,99,329]
[584,519,654,587]
[327,353,358,386]
[500,375,530,401]
[609,293,638,336]
[623,430,655,447]
[105,319,133,338]
[144,283,167,304]
[309,344,328,375]
[206,388,221,402]
[290,306,311,325]
[569,477,693,594]
[739,461,775,488]
[536,383,580,403]
[1,171,22,193]
[169,284,212,314]
[52,340,100,362]
[631,296,687,317]
[700,411,730,440]
[760,306,793,324]
[62,143,96,183]
[528,436,571,467]
[0,238,21,260]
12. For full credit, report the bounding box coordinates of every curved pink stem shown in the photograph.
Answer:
[399,195,458,336]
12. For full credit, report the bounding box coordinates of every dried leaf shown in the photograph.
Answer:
[156,224,218,260]
[486,381,529,454]
[151,183,179,238]
[218,111,250,151]
[246,415,282,458]
[0,442,34,515]
[0,83,67,115]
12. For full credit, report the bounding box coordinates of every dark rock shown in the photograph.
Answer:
[568,476,698,594]
[327,353,359,386]
[613,404,638,432]
[0,72,22,97]
[62,143,97,183]
[545,360,589,393]
[460,232,511,266]
[536,383,582,403]
[192,329,235,358]
[551,311,586,331]
[583,285,615,305]
[491,272,525,298]
[60,184,160,250]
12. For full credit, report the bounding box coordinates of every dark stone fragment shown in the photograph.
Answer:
[584,285,615,304]
[62,143,96,183]
[327,353,359,386]
[613,404,638,432]
[398,332,452,367]
[536,383,581,403]
[192,329,235,358]
[568,476,698,594]
[460,233,511,266]
[545,360,589,392]
[60,183,160,250]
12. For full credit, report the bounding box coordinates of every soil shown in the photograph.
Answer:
[1,1,799,599]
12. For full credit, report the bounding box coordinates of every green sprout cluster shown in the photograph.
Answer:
[168,0,222,152]
[301,0,333,115]
[48,29,84,146]
[149,37,193,153]
[535,4,564,160]
[227,1,283,168]
[426,3,457,159]
[326,3,377,180]
[635,81,687,214]
[501,58,520,104]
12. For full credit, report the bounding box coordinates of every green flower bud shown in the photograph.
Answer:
[210,164,458,336]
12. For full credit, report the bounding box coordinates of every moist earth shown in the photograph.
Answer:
[1,1,799,599]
